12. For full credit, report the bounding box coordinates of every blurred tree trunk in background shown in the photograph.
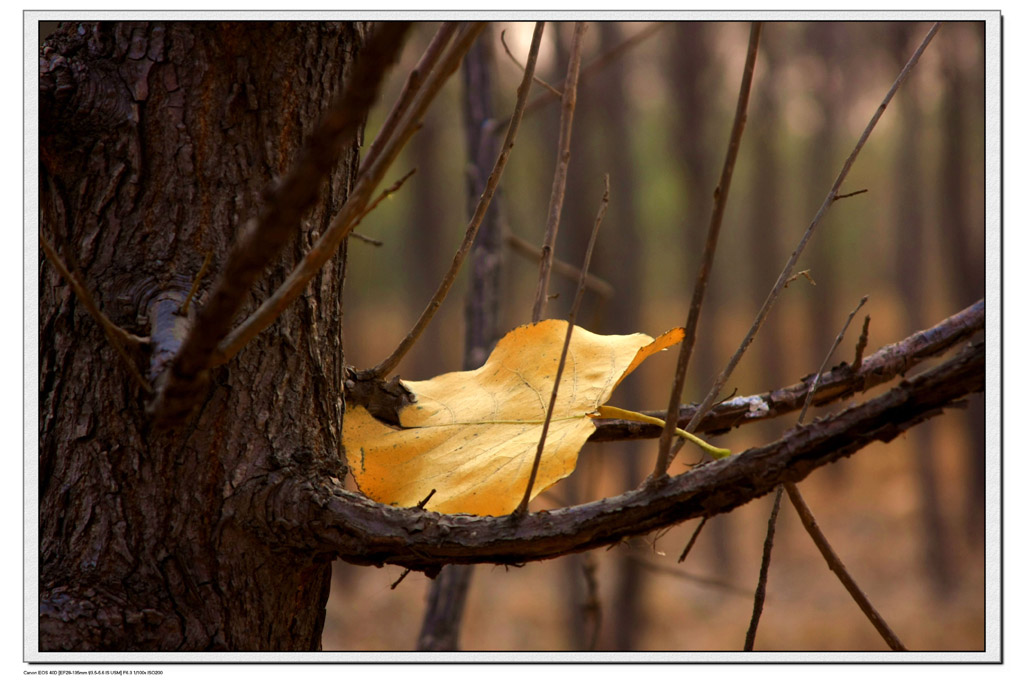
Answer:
[405,107,449,377]
[546,22,611,650]
[667,22,735,578]
[803,23,843,386]
[801,24,848,488]
[938,24,986,543]
[891,24,955,598]
[745,33,786,393]
[594,22,648,651]
[416,28,507,651]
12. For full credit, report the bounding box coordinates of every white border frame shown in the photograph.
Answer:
[23,10,1002,665]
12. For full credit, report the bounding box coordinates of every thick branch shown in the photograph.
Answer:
[592,299,983,441]
[252,337,982,574]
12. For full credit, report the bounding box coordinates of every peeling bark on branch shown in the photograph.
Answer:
[593,299,983,441]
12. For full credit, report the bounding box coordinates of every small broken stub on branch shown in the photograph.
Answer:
[145,290,210,426]
[343,368,416,427]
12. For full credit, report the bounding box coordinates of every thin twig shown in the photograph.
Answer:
[349,167,417,232]
[531,22,588,323]
[852,314,871,372]
[783,295,905,650]
[580,553,602,650]
[390,568,412,590]
[797,295,868,425]
[744,486,783,651]
[652,21,762,479]
[215,23,486,368]
[500,29,562,97]
[360,22,458,174]
[416,489,437,509]
[671,22,942,462]
[179,251,212,316]
[370,22,544,378]
[505,233,614,299]
[629,553,753,598]
[677,517,708,564]
[499,23,664,129]
[783,481,907,651]
[741,294,868,647]
[783,269,816,288]
[349,232,383,247]
[775,297,901,648]
[515,173,609,516]
[40,232,153,395]
[834,188,869,201]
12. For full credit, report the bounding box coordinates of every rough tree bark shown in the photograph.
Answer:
[39,21,365,651]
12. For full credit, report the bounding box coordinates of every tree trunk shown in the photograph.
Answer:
[39,21,364,651]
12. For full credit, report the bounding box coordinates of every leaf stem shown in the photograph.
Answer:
[596,405,729,460]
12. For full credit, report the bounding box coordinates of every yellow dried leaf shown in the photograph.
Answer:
[345,320,684,516]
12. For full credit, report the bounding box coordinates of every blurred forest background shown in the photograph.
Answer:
[327,21,987,651]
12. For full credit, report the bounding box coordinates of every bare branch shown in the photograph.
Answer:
[499,23,665,129]
[783,269,816,288]
[592,299,982,442]
[797,295,868,425]
[784,294,905,651]
[834,188,869,201]
[499,29,562,97]
[531,22,588,323]
[852,314,871,372]
[178,251,213,317]
[672,23,942,460]
[744,486,783,651]
[370,22,546,379]
[505,233,614,299]
[677,517,708,564]
[783,482,908,650]
[349,167,417,233]
[653,21,762,479]
[360,23,459,174]
[349,232,384,247]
